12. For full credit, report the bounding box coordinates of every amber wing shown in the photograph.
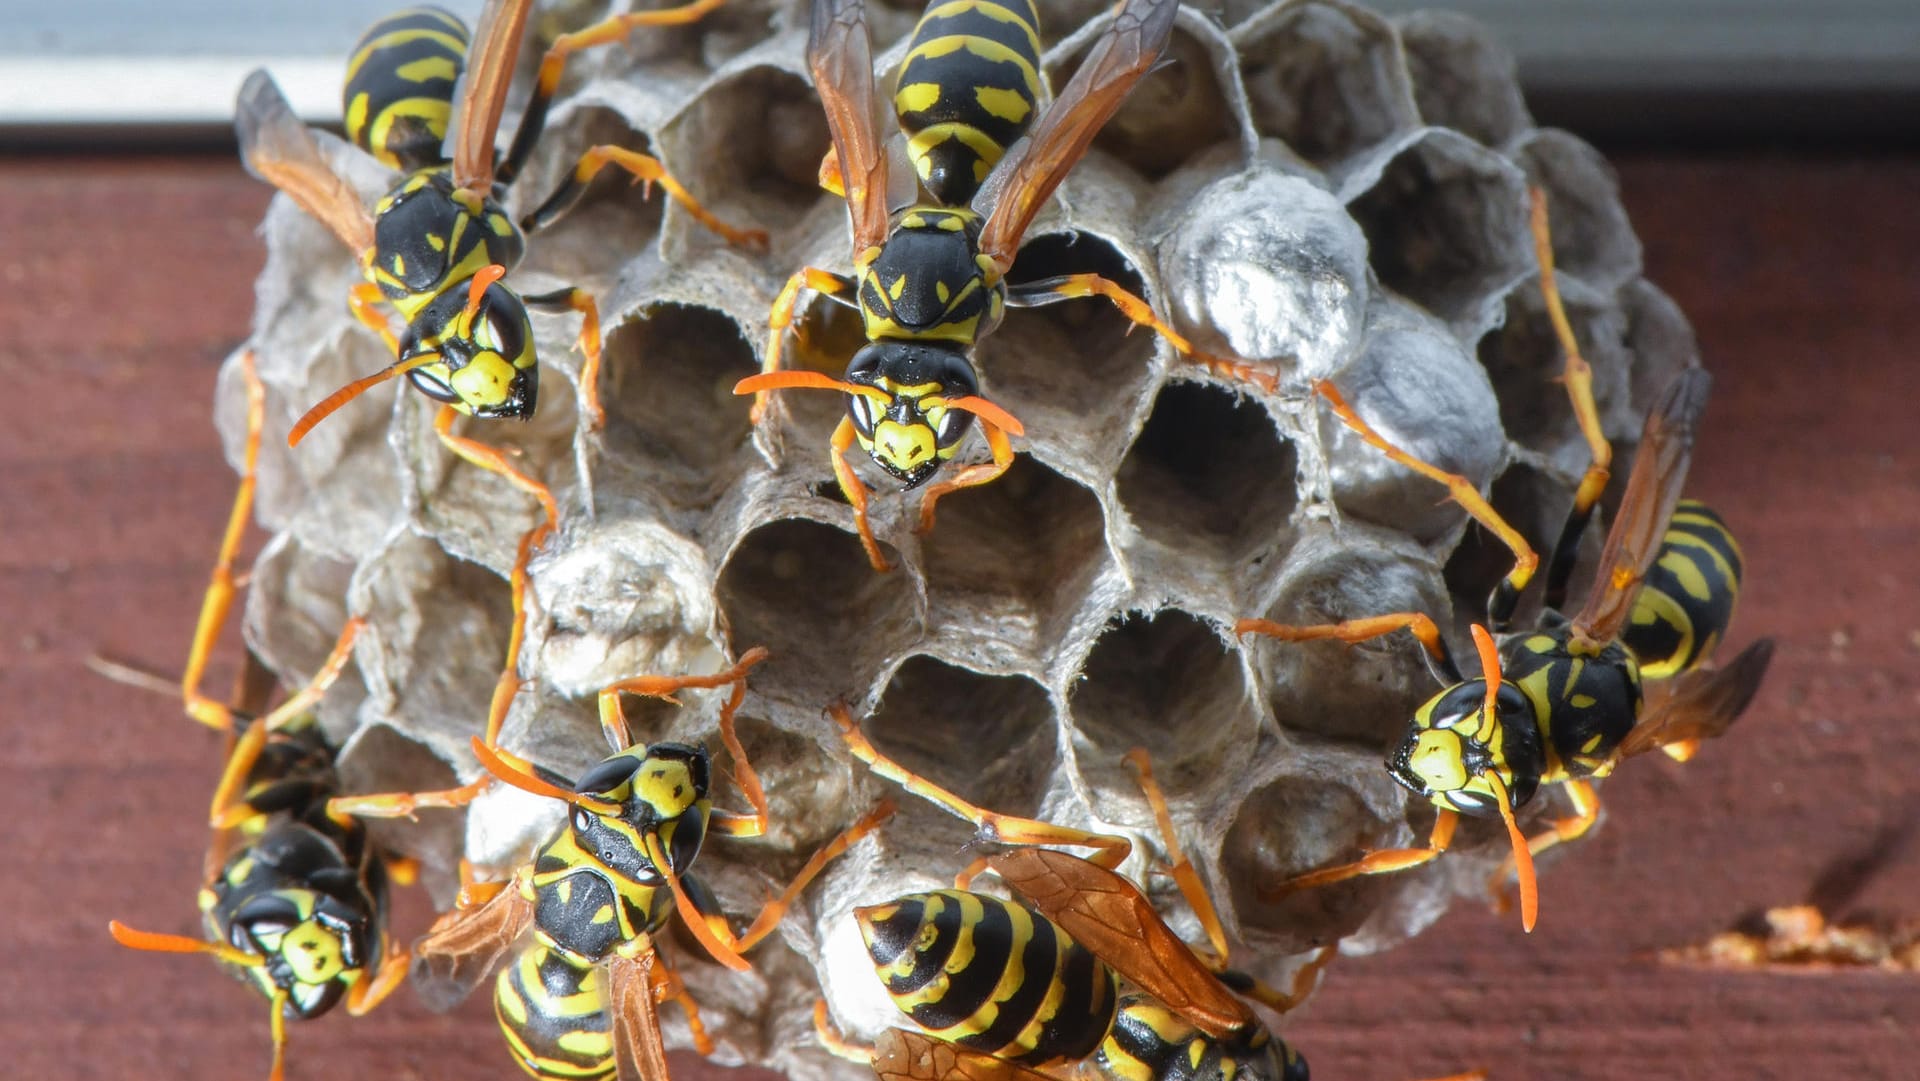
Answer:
[451,0,534,194]
[1617,637,1774,759]
[808,0,893,254]
[408,881,535,1013]
[235,69,378,255]
[871,1028,1059,1081]
[609,951,673,1081]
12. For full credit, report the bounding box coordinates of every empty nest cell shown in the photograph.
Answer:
[1115,381,1298,576]
[865,655,1056,820]
[1392,9,1531,147]
[917,455,1109,663]
[1237,0,1418,170]
[716,518,920,707]
[1513,129,1643,291]
[654,64,833,249]
[593,303,759,507]
[1087,22,1236,180]
[1219,770,1400,944]
[1067,609,1255,814]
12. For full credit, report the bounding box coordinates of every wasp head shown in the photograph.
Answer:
[402,273,538,420]
[1387,678,1542,818]
[845,341,981,489]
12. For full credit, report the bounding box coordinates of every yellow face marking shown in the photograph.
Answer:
[874,419,937,472]
[281,923,345,984]
[1408,730,1469,791]
[448,355,515,408]
[635,759,695,817]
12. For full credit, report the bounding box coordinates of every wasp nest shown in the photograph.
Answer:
[225,1,1694,1077]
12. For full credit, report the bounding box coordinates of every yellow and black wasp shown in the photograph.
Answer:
[241,0,760,444]
[736,0,1207,572]
[410,651,894,1081]
[817,749,1485,1081]
[1237,192,1775,931]
[98,352,427,1081]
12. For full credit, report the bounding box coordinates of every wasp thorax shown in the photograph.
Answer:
[862,213,988,332]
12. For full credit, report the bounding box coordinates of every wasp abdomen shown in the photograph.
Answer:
[1623,499,1744,679]
[495,945,616,1081]
[894,0,1044,205]
[343,6,471,172]
[1099,996,1309,1081]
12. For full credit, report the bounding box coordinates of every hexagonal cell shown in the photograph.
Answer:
[919,455,1110,666]
[986,231,1164,469]
[716,518,921,710]
[1068,609,1255,811]
[1218,768,1406,945]
[594,303,758,507]
[1439,460,1568,631]
[1085,22,1238,180]
[1344,129,1530,340]
[654,64,832,252]
[511,106,675,271]
[1154,167,1370,381]
[729,712,867,854]
[1115,381,1298,582]
[1393,9,1531,147]
[1242,525,1451,748]
[1513,129,1642,292]
[865,655,1056,820]
[1622,279,1701,418]
[1235,0,1419,170]
[241,532,359,698]
[1321,301,1506,543]
[336,721,467,889]
[1477,274,1632,474]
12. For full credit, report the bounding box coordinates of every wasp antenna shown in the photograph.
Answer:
[288,353,444,446]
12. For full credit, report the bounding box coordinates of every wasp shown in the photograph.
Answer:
[411,650,895,1081]
[1237,192,1775,931]
[96,352,480,1081]
[736,0,1212,572]
[817,749,1485,1081]
[240,0,761,444]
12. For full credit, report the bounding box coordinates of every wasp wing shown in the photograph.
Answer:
[1617,637,1774,760]
[235,69,377,255]
[975,0,1178,273]
[809,0,893,254]
[451,0,533,195]
[1570,368,1713,646]
[986,847,1253,1040]
[871,1028,1059,1081]
[408,880,534,1013]
[609,951,672,1081]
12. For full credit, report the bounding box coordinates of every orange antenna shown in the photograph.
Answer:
[733,370,890,403]
[469,737,622,818]
[288,353,444,446]
[109,920,264,969]
[642,832,750,972]
[465,263,508,321]
[1471,624,1538,932]
[939,394,1024,437]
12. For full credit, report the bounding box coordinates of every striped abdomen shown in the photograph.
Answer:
[893,0,1044,205]
[1098,995,1309,1081]
[343,6,471,172]
[856,889,1118,1064]
[494,945,615,1081]
[1623,499,1744,680]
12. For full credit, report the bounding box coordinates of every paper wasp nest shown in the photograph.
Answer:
[224,1,1693,1077]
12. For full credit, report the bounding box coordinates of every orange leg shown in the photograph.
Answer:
[728,798,897,952]
[813,999,872,1062]
[1006,273,1273,392]
[1235,611,1460,683]
[913,419,1015,535]
[830,416,891,573]
[1314,378,1539,626]
[597,646,769,757]
[347,282,399,353]
[830,703,1131,869]
[432,405,558,749]
[182,351,265,732]
[1262,809,1458,899]
[753,266,858,425]
[343,941,409,1016]
[523,287,604,431]
[647,949,715,1056]
[326,775,493,821]
[528,144,767,250]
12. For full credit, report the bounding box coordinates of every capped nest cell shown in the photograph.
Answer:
[222,2,1699,1078]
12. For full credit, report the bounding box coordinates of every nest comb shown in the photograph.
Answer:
[218,1,1698,1077]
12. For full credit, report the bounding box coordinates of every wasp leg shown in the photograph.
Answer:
[813,999,872,1062]
[830,703,1131,868]
[1490,777,1599,912]
[385,854,421,887]
[951,855,993,890]
[1261,810,1459,899]
[343,940,410,1017]
[1314,378,1540,628]
[326,775,492,821]
[914,417,1014,535]
[182,351,266,732]
[754,267,859,425]
[498,0,728,183]
[646,948,715,1056]
[1531,188,1614,617]
[723,799,897,956]
[456,858,511,909]
[433,405,559,749]
[522,287,605,432]
[347,282,400,354]
[829,416,892,573]
[597,646,769,756]
[524,145,767,250]
[1005,273,1273,391]
[690,649,773,834]
[1235,611,1463,686]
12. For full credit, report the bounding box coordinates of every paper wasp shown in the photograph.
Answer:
[410,651,894,1080]
[1238,191,1774,931]
[736,0,1215,572]
[817,749,1484,1081]
[240,0,761,444]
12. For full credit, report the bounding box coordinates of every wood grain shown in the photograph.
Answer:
[5,153,1916,1081]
